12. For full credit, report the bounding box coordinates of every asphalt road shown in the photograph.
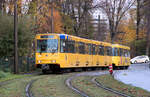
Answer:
[114,63,150,92]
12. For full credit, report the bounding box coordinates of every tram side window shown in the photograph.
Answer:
[60,39,66,53]
[66,40,75,53]
[92,44,96,55]
[124,49,129,57]
[119,48,123,56]
[106,47,112,56]
[60,39,75,53]
[116,48,118,56]
[123,49,126,57]
[112,48,115,56]
[85,44,88,54]
[113,48,118,56]
[88,44,92,55]
[109,47,112,56]
[78,42,85,54]
[128,50,130,57]
[99,46,104,55]
[118,48,120,56]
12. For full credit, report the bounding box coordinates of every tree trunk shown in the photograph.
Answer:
[136,0,140,40]
[146,17,150,56]
[145,0,150,56]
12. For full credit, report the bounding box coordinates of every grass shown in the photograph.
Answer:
[96,75,150,97]
[1,71,149,97]
[0,71,37,97]
[0,71,32,82]
[31,73,80,97]
[0,75,39,97]
[71,76,118,97]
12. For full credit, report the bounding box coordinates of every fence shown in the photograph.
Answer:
[0,56,35,73]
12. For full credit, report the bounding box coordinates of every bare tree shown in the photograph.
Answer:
[60,0,95,38]
[136,0,145,40]
[96,0,135,42]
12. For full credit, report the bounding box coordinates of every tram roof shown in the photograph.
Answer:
[112,44,130,49]
[36,33,112,46]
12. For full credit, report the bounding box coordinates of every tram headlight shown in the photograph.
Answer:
[38,60,41,63]
[51,60,56,63]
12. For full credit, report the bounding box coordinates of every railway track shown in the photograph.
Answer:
[91,77,131,97]
[66,70,131,97]
[25,74,48,97]
[26,79,38,97]
[65,71,108,97]
[66,75,90,97]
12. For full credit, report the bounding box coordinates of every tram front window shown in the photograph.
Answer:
[37,39,58,53]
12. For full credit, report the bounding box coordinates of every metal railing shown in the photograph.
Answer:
[0,56,35,73]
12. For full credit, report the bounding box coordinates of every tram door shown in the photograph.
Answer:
[92,44,97,66]
[104,46,112,66]
[75,42,86,67]
[67,40,76,67]
[120,48,124,66]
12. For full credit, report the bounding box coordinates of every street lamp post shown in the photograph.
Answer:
[14,0,18,74]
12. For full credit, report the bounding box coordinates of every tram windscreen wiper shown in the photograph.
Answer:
[52,49,56,53]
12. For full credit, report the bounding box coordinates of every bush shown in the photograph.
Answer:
[0,71,10,78]
[0,14,35,57]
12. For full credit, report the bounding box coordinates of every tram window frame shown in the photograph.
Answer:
[78,42,85,54]
[92,44,96,55]
[99,45,104,55]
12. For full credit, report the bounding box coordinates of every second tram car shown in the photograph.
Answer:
[112,44,130,69]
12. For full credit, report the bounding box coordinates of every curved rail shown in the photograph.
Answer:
[65,71,108,97]
[91,77,131,97]
[66,75,90,97]
[25,79,38,97]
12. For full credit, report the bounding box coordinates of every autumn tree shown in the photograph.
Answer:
[27,0,64,34]
[96,0,135,42]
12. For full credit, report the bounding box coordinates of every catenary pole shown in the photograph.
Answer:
[51,0,54,33]
[14,0,18,74]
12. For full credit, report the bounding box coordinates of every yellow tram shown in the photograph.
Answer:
[112,44,130,69]
[35,33,130,73]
